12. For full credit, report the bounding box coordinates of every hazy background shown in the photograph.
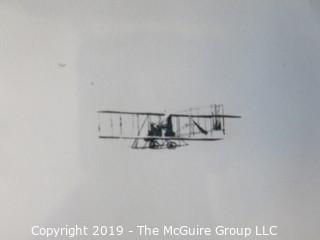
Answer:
[1,1,320,239]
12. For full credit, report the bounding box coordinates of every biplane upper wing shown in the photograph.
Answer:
[170,113,241,118]
[98,110,165,116]
[97,110,241,118]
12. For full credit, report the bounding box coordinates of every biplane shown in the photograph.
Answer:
[98,104,240,149]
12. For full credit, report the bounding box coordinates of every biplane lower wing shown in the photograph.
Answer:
[99,136,222,141]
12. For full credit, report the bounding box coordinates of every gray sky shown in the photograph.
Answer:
[1,1,320,239]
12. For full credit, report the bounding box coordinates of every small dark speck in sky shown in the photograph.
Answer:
[58,63,66,67]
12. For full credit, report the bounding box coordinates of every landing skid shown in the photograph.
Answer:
[131,139,188,150]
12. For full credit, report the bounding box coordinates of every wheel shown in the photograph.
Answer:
[167,141,177,149]
[149,141,157,149]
